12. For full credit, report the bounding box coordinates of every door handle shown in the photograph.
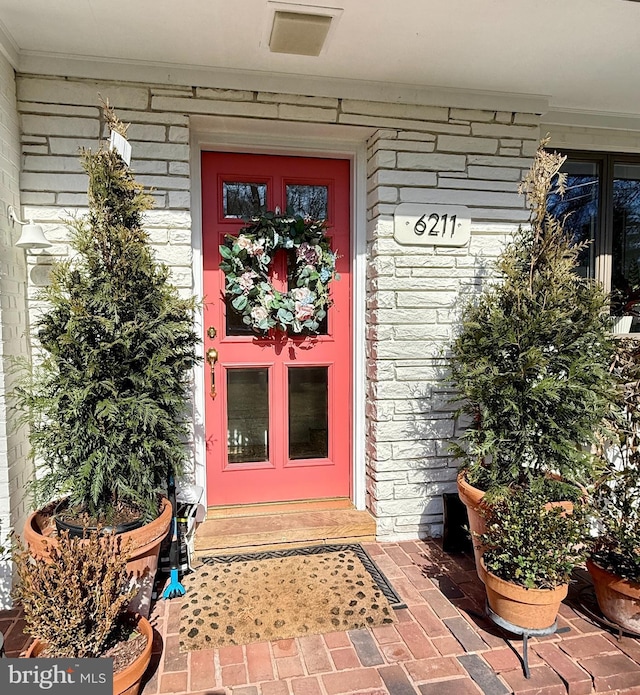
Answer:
[206,348,218,398]
[206,348,218,366]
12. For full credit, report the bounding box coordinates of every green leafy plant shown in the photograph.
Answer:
[12,530,136,658]
[479,485,588,590]
[591,338,640,583]
[449,141,616,493]
[13,105,199,524]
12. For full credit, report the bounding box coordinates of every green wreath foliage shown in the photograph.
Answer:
[219,212,339,333]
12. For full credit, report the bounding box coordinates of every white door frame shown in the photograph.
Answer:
[189,115,373,511]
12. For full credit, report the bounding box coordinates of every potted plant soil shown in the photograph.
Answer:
[13,529,153,695]
[588,338,640,634]
[479,485,588,630]
[449,141,616,576]
[13,104,199,614]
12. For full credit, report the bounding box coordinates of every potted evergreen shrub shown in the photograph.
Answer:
[14,104,199,614]
[479,485,588,630]
[588,338,640,633]
[449,141,616,575]
[13,529,153,695]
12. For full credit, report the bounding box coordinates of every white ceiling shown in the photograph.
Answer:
[1,0,639,116]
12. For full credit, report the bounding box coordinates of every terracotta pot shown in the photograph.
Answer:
[587,558,640,634]
[456,472,488,581]
[25,613,153,695]
[23,498,172,617]
[482,559,568,630]
[456,471,583,583]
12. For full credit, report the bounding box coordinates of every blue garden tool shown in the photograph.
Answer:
[163,474,186,599]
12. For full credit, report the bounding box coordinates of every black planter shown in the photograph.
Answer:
[442,492,472,554]
[54,500,144,538]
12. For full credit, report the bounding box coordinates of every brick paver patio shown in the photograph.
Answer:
[3,539,640,694]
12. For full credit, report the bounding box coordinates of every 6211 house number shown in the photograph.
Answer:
[393,204,471,248]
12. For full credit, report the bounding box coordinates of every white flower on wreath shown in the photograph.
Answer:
[238,270,258,292]
[236,235,252,251]
[251,305,269,322]
[262,292,275,307]
[291,287,314,304]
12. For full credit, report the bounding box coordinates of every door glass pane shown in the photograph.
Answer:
[612,162,640,332]
[547,160,599,278]
[223,182,267,218]
[286,184,328,219]
[288,367,328,460]
[227,369,269,463]
[225,298,256,336]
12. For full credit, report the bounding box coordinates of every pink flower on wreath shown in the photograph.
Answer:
[248,239,266,257]
[238,270,257,292]
[297,242,321,265]
[295,302,315,322]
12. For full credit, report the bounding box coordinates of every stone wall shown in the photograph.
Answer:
[0,54,30,607]
[364,117,540,539]
[15,73,541,540]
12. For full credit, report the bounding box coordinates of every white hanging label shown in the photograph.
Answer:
[109,131,132,166]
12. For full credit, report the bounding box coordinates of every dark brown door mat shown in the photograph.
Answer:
[179,544,405,650]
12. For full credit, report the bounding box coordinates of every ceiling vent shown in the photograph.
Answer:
[269,10,333,56]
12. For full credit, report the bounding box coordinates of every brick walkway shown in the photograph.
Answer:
[3,539,640,694]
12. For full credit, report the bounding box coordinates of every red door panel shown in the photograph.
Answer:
[202,152,351,506]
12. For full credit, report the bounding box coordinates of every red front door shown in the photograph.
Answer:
[202,152,351,506]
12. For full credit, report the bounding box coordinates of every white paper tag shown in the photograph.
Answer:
[109,130,132,166]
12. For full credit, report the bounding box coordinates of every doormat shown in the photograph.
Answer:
[179,544,403,650]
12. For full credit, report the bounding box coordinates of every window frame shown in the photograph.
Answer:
[557,149,640,296]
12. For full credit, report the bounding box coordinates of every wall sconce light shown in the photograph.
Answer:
[8,205,51,250]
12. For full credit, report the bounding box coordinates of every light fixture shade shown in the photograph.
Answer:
[15,221,51,249]
[269,11,332,56]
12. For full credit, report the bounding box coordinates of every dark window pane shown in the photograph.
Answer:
[227,369,269,463]
[223,182,267,218]
[225,297,257,336]
[548,160,599,278]
[612,163,640,332]
[286,184,328,219]
[288,367,328,460]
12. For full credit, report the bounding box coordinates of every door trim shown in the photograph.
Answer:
[190,116,372,511]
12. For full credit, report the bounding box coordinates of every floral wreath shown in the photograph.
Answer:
[219,212,339,334]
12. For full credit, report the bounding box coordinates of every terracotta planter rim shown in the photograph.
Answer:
[24,497,172,560]
[456,470,486,509]
[586,557,640,598]
[480,558,569,604]
[25,612,153,695]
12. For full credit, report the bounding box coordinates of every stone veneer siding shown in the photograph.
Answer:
[0,55,30,606]
[15,74,542,540]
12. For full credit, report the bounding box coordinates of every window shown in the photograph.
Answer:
[548,152,640,333]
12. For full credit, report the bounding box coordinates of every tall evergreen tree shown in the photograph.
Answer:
[450,141,616,492]
[16,106,199,523]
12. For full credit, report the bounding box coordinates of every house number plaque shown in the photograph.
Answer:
[393,204,471,247]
